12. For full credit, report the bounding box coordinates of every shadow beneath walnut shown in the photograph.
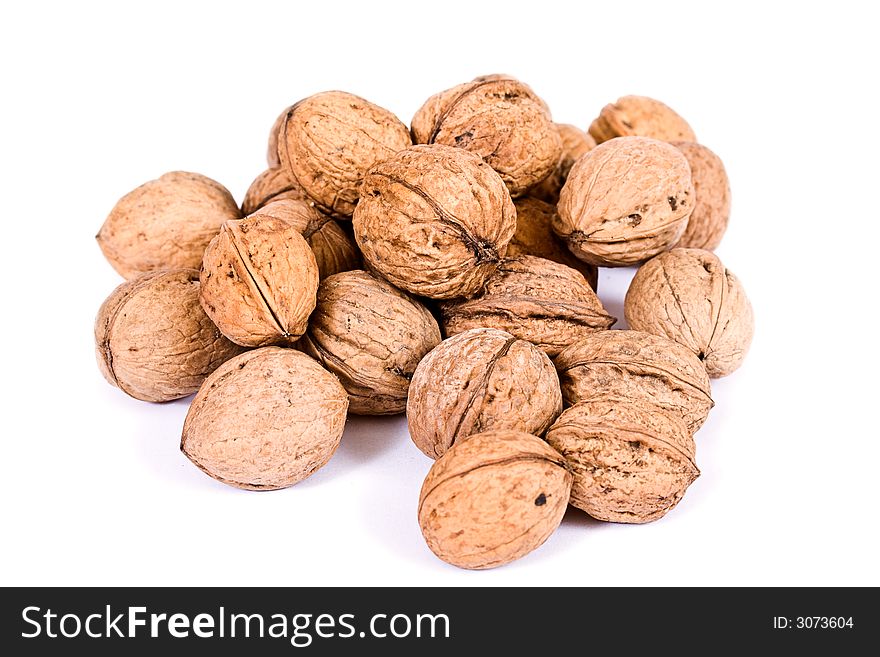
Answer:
[333,414,406,466]
[595,266,638,330]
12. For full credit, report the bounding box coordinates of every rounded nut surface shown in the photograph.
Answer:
[670,142,731,250]
[556,137,695,267]
[589,95,696,144]
[411,77,562,196]
[300,270,441,415]
[278,91,412,217]
[546,399,699,523]
[181,347,349,490]
[241,167,311,216]
[555,330,713,433]
[507,197,598,289]
[441,255,615,356]
[353,144,516,299]
[97,171,241,279]
[407,328,562,459]
[530,123,597,204]
[95,269,242,402]
[418,430,572,570]
[624,248,754,377]
[199,213,319,347]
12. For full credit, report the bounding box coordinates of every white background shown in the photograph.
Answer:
[1,0,878,586]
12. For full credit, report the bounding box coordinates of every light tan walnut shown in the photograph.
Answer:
[241,167,311,216]
[589,95,696,144]
[671,142,731,250]
[530,123,596,204]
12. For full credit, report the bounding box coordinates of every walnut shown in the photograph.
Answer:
[530,123,597,204]
[554,330,713,433]
[670,142,731,250]
[95,269,242,402]
[411,77,562,196]
[440,256,615,356]
[546,399,699,523]
[407,328,562,459]
[241,167,311,216]
[353,144,516,299]
[624,248,754,378]
[199,212,319,347]
[277,91,412,217]
[589,95,696,144]
[507,197,598,289]
[253,199,360,279]
[418,429,571,569]
[300,270,441,415]
[97,171,241,279]
[181,347,348,490]
[555,137,694,266]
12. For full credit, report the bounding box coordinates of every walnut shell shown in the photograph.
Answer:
[418,429,571,569]
[670,142,731,250]
[554,330,713,433]
[441,256,615,356]
[411,77,562,197]
[589,95,696,144]
[624,248,754,378]
[530,123,597,204]
[95,269,242,402]
[277,91,412,218]
[300,270,441,415]
[241,167,311,216]
[199,213,319,347]
[546,399,699,523]
[353,144,516,299]
[181,347,348,490]
[556,137,695,267]
[97,172,241,279]
[407,328,562,459]
[508,197,598,289]
[253,199,360,279]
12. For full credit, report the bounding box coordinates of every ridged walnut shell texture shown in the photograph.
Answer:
[241,167,311,216]
[530,123,597,204]
[97,172,241,279]
[555,330,713,433]
[588,95,696,144]
[181,347,348,490]
[508,197,598,289]
[353,145,516,299]
[411,77,562,197]
[254,199,360,279]
[555,137,695,267]
[546,399,699,523]
[95,269,242,402]
[418,430,571,570]
[277,91,412,218]
[671,142,731,250]
[199,213,319,347]
[625,248,754,378]
[441,256,615,356]
[407,328,562,459]
[300,270,441,415]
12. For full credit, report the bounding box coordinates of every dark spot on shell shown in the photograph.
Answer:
[697,351,706,360]
[668,196,678,211]
[628,213,642,226]
[628,441,641,450]
[454,131,474,147]
[534,493,547,506]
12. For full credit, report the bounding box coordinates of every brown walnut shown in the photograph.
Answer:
[589,95,696,144]
[554,330,713,433]
[97,171,241,279]
[277,91,412,217]
[546,398,699,523]
[411,77,562,197]
[624,248,754,378]
[440,255,615,356]
[181,347,349,490]
[407,328,562,459]
[353,144,516,299]
[199,212,319,347]
[241,167,311,216]
[670,142,731,250]
[555,137,694,267]
[530,123,597,204]
[418,430,572,570]
[300,270,441,415]
[95,269,242,402]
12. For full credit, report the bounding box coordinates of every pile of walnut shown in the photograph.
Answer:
[95,77,753,570]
